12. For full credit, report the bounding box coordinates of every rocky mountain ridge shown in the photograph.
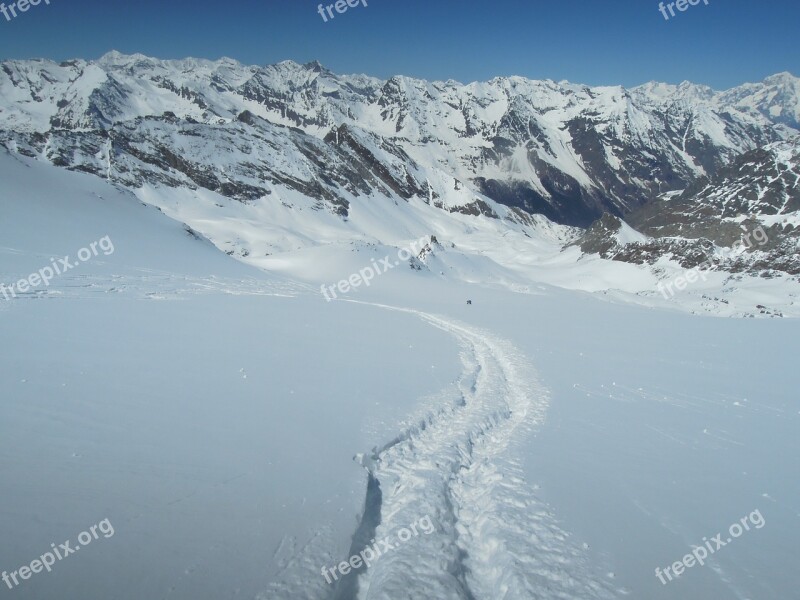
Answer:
[1,52,798,288]
[1,53,798,225]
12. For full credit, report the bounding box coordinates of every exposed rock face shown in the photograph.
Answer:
[630,140,800,239]
[573,140,800,277]
[1,114,433,219]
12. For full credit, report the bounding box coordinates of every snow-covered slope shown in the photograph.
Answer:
[2,149,798,600]
[0,150,465,600]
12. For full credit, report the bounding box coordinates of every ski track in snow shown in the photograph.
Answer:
[3,267,622,598]
[334,303,621,600]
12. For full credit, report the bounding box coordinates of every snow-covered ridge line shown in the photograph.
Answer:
[6,50,795,101]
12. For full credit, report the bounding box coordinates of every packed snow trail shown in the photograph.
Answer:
[342,304,620,600]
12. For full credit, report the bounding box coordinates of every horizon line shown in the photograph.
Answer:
[2,49,797,94]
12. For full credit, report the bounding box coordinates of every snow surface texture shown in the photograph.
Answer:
[350,307,618,600]
[1,141,798,600]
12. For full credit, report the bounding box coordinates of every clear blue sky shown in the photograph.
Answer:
[0,0,797,89]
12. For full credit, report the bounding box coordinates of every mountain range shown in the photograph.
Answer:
[1,51,798,313]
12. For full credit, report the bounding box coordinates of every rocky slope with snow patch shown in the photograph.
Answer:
[576,139,800,277]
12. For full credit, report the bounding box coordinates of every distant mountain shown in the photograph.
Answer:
[1,52,798,298]
[1,53,797,226]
